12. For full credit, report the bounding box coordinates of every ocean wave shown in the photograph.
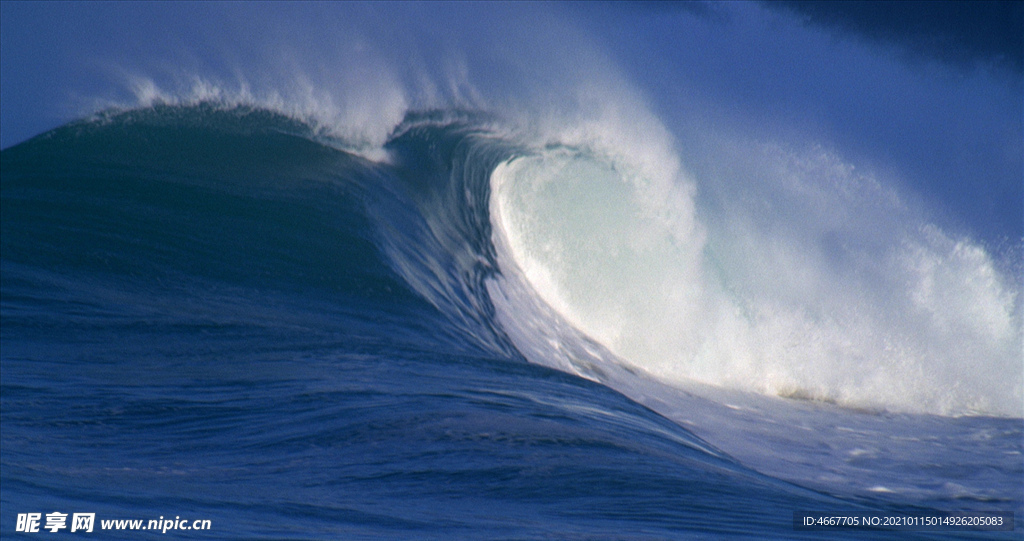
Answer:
[3,101,1021,523]
[18,101,1020,418]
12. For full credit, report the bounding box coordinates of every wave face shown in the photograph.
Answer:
[2,102,1022,537]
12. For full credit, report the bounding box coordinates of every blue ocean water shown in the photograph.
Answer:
[1,103,1020,539]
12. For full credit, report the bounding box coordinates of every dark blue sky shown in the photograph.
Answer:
[2,1,1020,244]
[771,1,1023,72]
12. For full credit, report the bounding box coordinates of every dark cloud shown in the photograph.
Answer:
[767,1,1023,72]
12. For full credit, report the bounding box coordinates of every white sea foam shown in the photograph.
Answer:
[490,135,1022,417]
